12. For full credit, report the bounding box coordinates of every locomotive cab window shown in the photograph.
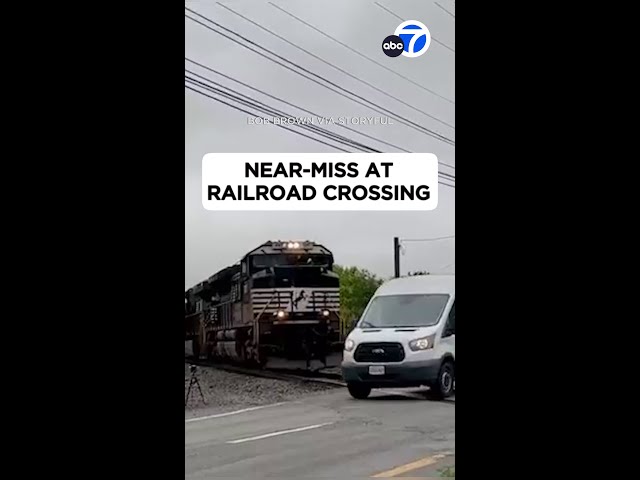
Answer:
[251,254,332,269]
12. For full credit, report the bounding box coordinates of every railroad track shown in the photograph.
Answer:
[184,355,346,388]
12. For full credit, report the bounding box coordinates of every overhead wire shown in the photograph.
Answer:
[186,84,350,152]
[216,2,455,130]
[373,2,455,53]
[185,58,455,171]
[186,69,455,181]
[268,2,454,104]
[184,7,455,148]
[435,2,456,19]
[185,5,455,186]
[186,72,379,153]
[401,235,455,242]
[185,58,411,153]
[185,82,455,188]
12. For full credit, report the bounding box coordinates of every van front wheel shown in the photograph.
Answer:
[430,360,455,399]
[347,383,371,399]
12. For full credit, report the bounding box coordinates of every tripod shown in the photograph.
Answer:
[185,365,206,407]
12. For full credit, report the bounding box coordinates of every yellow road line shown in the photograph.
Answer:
[371,453,451,477]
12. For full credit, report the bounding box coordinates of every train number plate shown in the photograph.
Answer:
[369,366,385,375]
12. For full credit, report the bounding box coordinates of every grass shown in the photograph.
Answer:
[439,466,455,477]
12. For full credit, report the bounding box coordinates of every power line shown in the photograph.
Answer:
[268,2,454,105]
[373,2,455,53]
[401,235,455,242]
[186,72,379,153]
[433,39,454,54]
[185,58,412,154]
[186,81,455,188]
[186,75,368,152]
[437,174,455,184]
[217,2,455,130]
[185,84,350,152]
[435,2,455,19]
[184,8,455,148]
[186,75,455,179]
[185,8,454,146]
[185,7,455,183]
[186,71,455,183]
[373,3,403,21]
[185,58,455,172]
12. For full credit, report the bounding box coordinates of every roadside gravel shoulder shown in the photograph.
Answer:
[185,364,340,412]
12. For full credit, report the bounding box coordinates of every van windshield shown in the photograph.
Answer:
[358,294,450,328]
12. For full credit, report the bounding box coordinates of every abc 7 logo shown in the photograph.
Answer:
[382,20,431,58]
[382,35,404,57]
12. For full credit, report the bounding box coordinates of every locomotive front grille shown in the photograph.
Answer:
[251,288,340,315]
[353,342,405,363]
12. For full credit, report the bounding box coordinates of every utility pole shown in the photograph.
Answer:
[393,237,400,278]
[394,235,454,278]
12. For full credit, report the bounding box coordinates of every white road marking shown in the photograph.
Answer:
[185,402,288,424]
[226,422,334,444]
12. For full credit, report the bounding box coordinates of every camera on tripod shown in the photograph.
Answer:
[186,363,206,407]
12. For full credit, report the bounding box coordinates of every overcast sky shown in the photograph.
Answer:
[185,0,455,288]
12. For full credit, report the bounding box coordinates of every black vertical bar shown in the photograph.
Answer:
[394,237,400,278]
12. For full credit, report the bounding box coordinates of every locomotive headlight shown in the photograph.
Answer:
[322,309,330,317]
[408,334,436,351]
[274,310,287,319]
[344,338,355,352]
[287,242,294,248]
[292,242,300,248]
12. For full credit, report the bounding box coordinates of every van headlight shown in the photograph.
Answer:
[344,339,355,352]
[409,334,435,351]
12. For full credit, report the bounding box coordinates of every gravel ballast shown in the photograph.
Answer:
[185,364,340,411]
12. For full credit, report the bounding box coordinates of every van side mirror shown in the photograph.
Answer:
[443,322,455,337]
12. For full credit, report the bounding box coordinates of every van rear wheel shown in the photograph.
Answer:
[430,360,455,399]
[347,383,371,399]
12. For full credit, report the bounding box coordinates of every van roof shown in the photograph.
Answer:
[375,274,455,296]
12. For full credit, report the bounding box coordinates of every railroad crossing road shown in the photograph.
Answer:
[185,388,455,478]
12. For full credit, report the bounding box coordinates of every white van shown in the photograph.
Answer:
[341,274,455,399]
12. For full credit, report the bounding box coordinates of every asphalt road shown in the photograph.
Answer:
[185,387,455,478]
